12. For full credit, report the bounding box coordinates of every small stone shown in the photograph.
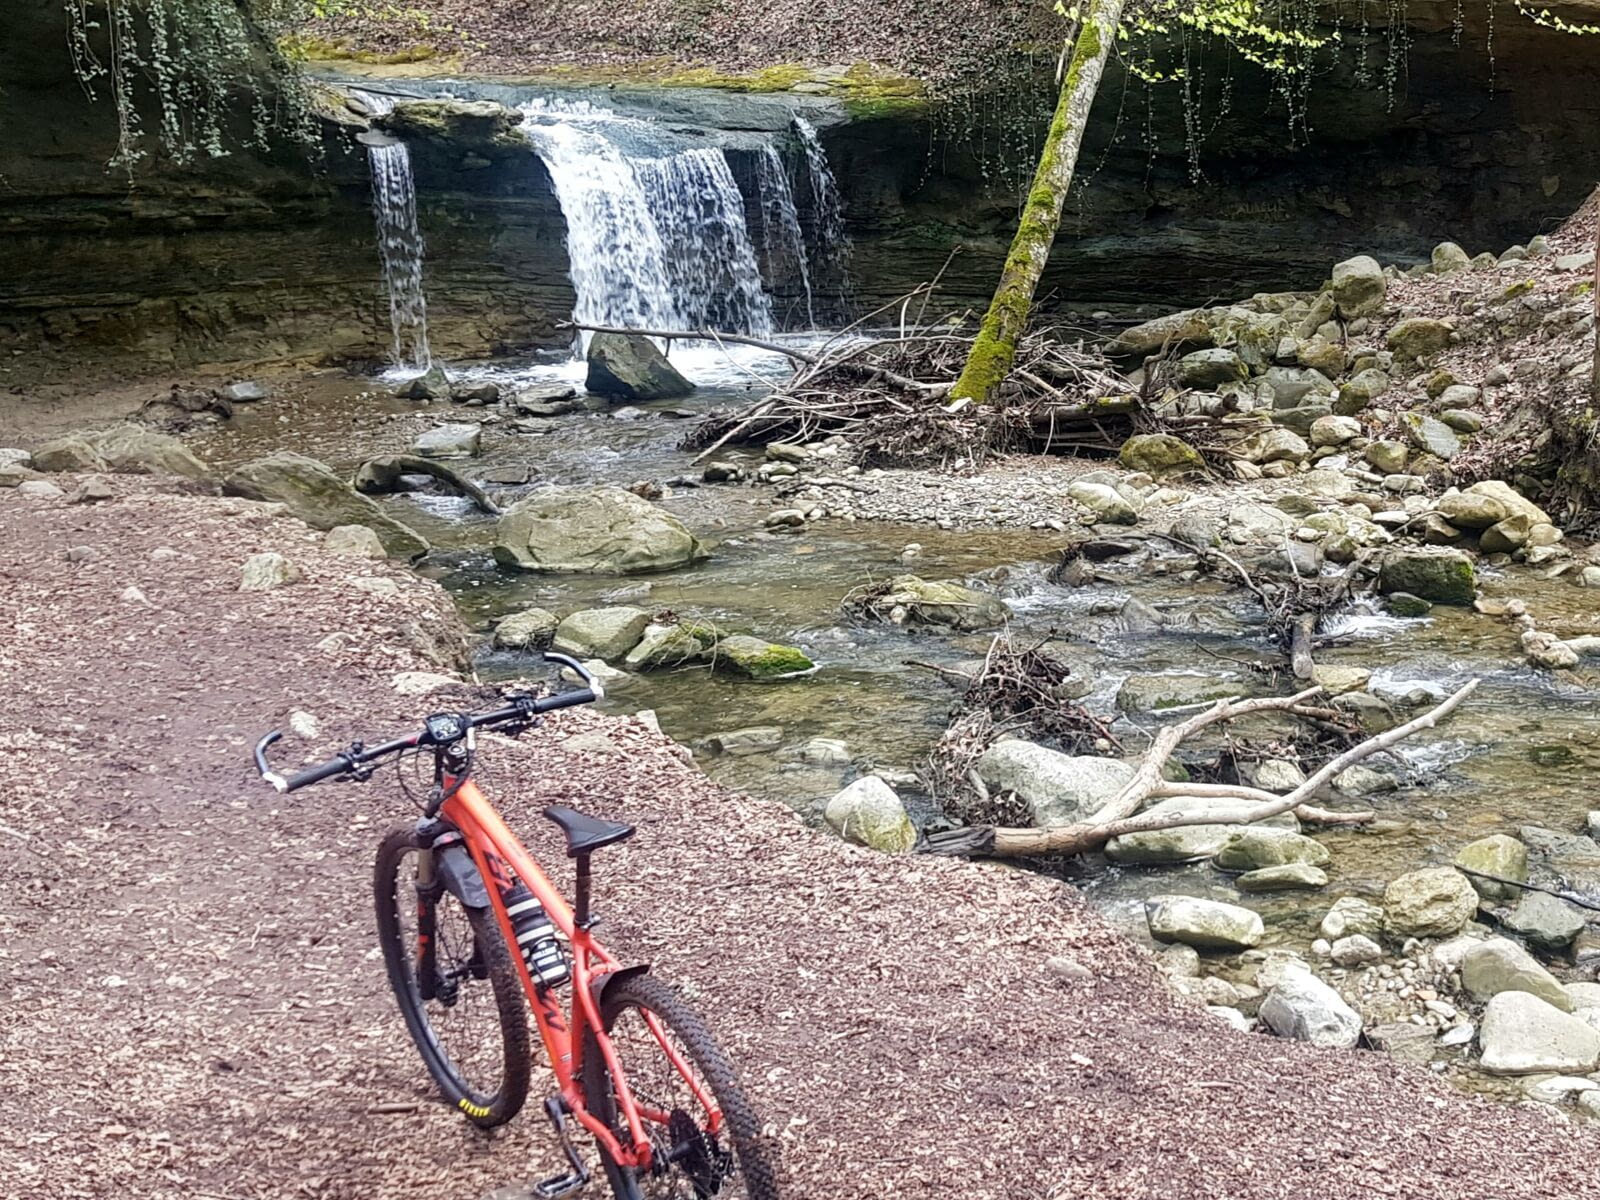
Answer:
[288,710,320,739]
[221,380,270,403]
[323,525,387,559]
[1235,863,1328,892]
[1330,934,1384,967]
[391,671,459,696]
[17,480,65,499]
[240,551,300,591]
[69,476,115,504]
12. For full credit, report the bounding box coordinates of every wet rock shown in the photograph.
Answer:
[225,452,429,559]
[1176,348,1248,388]
[1335,764,1397,796]
[493,486,707,574]
[705,727,783,756]
[585,333,694,401]
[1521,630,1579,671]
[974,743,1134,828]
[1384,592,1433,618]
[376,98,526,151]
[1067,480,1138,525]
[1260,965,1362,1049]
[453,381,500,405]
[413,423,482,459]
[1106,797,1298,864]
[1146,895,1264,952]
[394,364,452,400]
[1330,254,1386,318]
[824,777,916,854]
[240,552,299,591]
[1383,867,1478,938]
[1504,891,1588,953]
[1461,938,1574,1011]
[1377,548,1475,606]
[1311,665,1370,695]
[1454,834,1528,901]
[702,462,745,483]
[1115,673,1245,714]
[1215,828,1330,871]
[551,607,652,661]
[1236,863,1328,892]
[877,575,1011,631]
[1119,433,1204,477]
[1387,317,1454,361]
[713,634,814,680]
[796,737,851,766]
[624,621,721,670]
[1478,991,1600,1075]
[492,607,561,651]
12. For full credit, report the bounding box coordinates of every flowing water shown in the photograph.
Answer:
[793,116,853,310]
[356,92,433,372]
[753,146,815,328]
[520,98,773,342]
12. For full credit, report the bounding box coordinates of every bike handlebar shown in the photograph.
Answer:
[253,653,604,794]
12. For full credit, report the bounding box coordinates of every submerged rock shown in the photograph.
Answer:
[824,777,917,854]
[493,486,707,574]
[876,575,1010,632]
[1236,863,1328,892]
[1115,673,1245,714]
[1504,891,1587,953]
[585,333,695,401]
[492,607,561,651]
[224,451,429,559]
[1215,828,1331,871]
[1454,834,1528,901]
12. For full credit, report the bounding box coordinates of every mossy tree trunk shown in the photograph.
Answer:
[949,0,1126,406]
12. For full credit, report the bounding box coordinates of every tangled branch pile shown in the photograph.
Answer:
[916,633,1120,825]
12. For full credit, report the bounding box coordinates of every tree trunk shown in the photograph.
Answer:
[949,0,1126,407]
[1592,204,1599,408]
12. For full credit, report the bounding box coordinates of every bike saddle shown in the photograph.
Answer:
[541,805,636,857]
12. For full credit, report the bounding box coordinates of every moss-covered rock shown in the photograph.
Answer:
[624,621,722,670]
[1377,548,1475,607]
[1119,433,1206,477]
[877,575,1010,632]
[713,634,815,679]
[375,98,527,156]
[1386,317,1454,361]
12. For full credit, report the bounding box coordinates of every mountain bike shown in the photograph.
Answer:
[254,653,778,1199]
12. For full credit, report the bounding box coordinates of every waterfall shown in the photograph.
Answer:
[793,116,853,311]
[521,98,773,344]
[357,92,432,372]
[753,146,815,329]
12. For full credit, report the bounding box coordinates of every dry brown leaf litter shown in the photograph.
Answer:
[1,480,1597,1199]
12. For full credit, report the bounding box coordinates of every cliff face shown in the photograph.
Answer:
[0,0,572,378]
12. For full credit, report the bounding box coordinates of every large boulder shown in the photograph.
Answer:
[1175,349,1248,389]
[224,452,428,559]
[1214,828,1330,871]
[1382,867,1478,938]
[1377,549,1475,607]
[713,634,814,680]
[1478,991,1600,1075]
[493,486,707,574]
[1437,481,1551,530]
[1260,965,1362,1048]
[1460,937,1573,1011]
[877,575,1011,632]
[974,743,1134,828]
[1119,434,1205,477]
[1454,834,1528,901]
[1146,896,1264,951]
[1329,255,1386,318]
[551,607,652,661]
[824,777,916,853]
[374,98,527,155]
[585,333,695,401]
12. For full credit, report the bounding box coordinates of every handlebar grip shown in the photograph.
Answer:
[255,731,363,794]
[532,688,598,715]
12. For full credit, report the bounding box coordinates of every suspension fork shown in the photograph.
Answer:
[413,844,444,1002]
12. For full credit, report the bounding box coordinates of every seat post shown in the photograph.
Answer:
[573,852,593,929]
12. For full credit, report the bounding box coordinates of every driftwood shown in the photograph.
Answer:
[924,679,1479,859]
[352,454,501,516]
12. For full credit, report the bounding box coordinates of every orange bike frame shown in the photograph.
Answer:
[438,778,721,1170]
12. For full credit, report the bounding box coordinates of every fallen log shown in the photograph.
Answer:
[924,680,1479,859]
[352,454,501,516]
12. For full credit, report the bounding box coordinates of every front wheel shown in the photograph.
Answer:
[581,973,779,1199]
[373,826,531,1128]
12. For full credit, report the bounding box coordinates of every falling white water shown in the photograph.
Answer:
[357,92,433,372]
[753,146,815,328]
[520,98,773,346]
[793,115,853,306]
